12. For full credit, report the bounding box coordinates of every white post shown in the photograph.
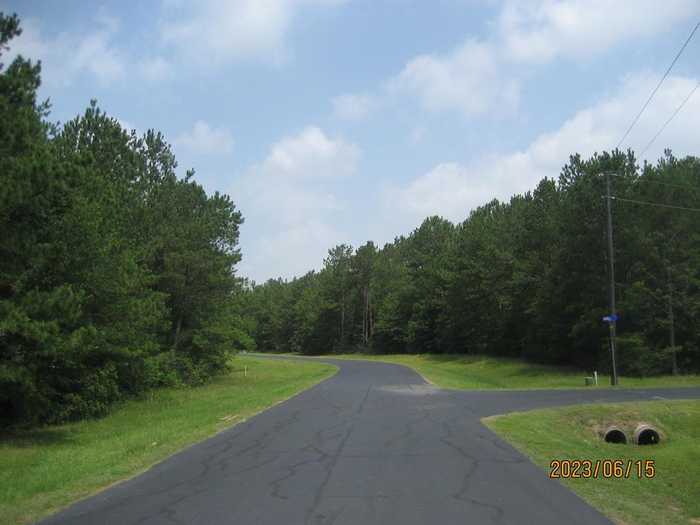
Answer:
[594,370,598,386]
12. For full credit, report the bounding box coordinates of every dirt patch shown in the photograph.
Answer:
[377,385,440,396]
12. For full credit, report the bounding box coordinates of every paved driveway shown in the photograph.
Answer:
[41,357,700,525]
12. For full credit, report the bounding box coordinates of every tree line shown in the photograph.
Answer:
[3,12,700,427]
[1,14,253,425]
[245,149,700,376]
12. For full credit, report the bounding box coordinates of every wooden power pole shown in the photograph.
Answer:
[605,173,619,386]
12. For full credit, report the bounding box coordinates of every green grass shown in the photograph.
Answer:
[483,400,700,525]
[321,353,700,390]
[0,355,336,525]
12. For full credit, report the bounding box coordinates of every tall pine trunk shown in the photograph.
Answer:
[667,265,678,375]
[340,289,345,343]
[173,315,183,351]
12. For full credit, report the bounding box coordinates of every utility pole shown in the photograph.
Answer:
[605,173,619,386]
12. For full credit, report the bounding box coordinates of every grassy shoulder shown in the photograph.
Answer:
[0,355,336,525]
[483,400,700,525]
[322,353,700,390]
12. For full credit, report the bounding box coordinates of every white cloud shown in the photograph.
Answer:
[339,1,697,122]
[4,16,126,86]
[242,220,343,281]
[332,93,377,121]
[71,32,125,83]
[523,73,700,164]
[388,39,520,118]
[499,0,700,63]
[174,121,235,155]
[392,163,497,223]
[261,126,359,179]
[138,56,173,81]
[390,72,700,224]
[233,126,360,281]
[160,0,346,65]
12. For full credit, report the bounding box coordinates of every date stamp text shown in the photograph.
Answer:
[549,459,656,479]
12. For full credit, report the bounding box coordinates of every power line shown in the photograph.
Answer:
[635,178,700,191]
[611,195,700,213]
[615,20,700,150]
[640,80,700,156]
[600,19,699,380]
[608,172,700,191]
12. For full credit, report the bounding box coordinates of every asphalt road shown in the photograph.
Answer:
[41,357,700,525]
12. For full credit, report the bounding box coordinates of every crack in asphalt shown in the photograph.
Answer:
[269,445,328,501]
[39,357,700,525]
[305,426,355,525]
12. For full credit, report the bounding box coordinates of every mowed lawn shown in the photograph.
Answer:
[484,400,700,525]
[0,356,337,525]
[325,354,700,390]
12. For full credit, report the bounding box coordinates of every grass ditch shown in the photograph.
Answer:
[0,355,337,525]
[483,400,700,525]
[321,353,700,390]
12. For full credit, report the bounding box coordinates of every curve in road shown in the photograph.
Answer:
[40,356,700,525]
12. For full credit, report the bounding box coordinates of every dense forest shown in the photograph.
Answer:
[2,13,700,426]
[0,15,253,425]
[246,152,700,376]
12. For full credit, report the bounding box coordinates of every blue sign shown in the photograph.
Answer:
[602,314,619,322]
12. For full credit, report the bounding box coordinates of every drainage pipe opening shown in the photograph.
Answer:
[604,426,628,444]
[634,424,660,445]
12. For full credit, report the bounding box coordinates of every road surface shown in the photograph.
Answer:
[41,357,700,525]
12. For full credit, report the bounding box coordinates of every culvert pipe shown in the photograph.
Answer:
[603,426,628,444]
[634,424,660,445]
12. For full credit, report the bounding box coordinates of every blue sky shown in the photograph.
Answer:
[4,1,700,282]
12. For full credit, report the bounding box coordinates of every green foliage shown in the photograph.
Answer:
[247,149,700,376]
[485,400,700,525]
[2,10,699,423]
[0,356,336,525]
[615,334,666,377]
[0,14,247,425]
